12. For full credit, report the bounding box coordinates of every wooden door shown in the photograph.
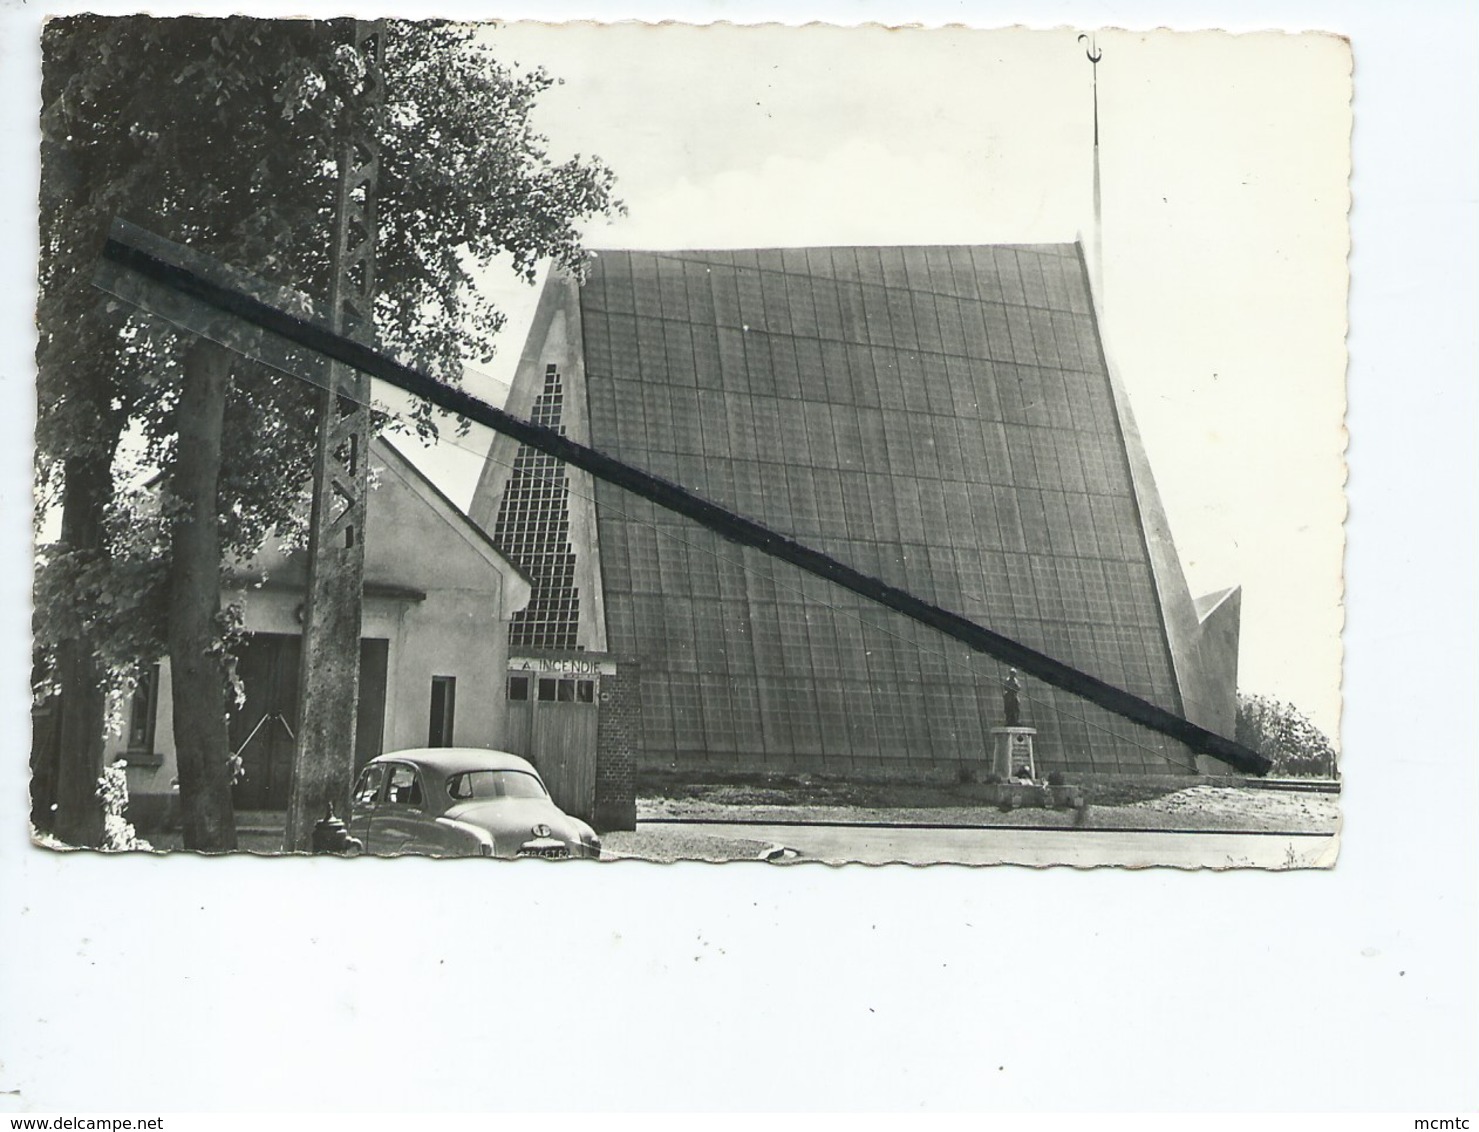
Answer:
[501,671,534,757]
[229,634,300,811]
[501,668,599,820]
[505,700,533,759]
[531,698,598,819]
[229,633,389,811]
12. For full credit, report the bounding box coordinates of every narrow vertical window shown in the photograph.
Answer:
[428,676,456,748]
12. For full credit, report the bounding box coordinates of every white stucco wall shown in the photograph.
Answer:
[113,439,529,808]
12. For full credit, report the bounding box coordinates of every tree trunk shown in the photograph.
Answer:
[49,453,112,847]
[167,339,238,851]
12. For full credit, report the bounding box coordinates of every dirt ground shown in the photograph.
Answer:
[1123,784,1340,832]
[637,770,1176,810]
[638,782,1339,834]
[598,829,775,863]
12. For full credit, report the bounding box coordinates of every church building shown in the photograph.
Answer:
[468,244,1242,781]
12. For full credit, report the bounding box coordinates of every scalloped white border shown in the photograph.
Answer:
[2,0,1475,1114]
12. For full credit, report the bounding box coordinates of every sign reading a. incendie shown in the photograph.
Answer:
[509,655,617,677]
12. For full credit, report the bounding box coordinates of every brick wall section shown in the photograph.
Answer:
[593,660,640,831]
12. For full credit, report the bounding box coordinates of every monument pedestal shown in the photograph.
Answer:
[990,726,1038,781]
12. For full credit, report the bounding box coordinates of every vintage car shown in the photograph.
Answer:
[348,748,602,860]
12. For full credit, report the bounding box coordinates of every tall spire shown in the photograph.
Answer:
[1079,33,1104,308]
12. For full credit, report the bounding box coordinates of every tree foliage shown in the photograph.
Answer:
[35,15,622,844]
[40,14,621,574]
[1235,693,1339,778]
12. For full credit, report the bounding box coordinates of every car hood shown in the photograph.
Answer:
[442,797,589,845]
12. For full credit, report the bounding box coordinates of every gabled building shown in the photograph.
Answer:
[112,437,533,822]
[470,244,1241,780]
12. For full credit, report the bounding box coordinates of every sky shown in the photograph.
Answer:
[401,22,1350,735]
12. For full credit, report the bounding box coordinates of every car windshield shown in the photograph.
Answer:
[446,769,548,802]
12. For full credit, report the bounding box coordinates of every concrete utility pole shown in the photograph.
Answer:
[285,21,385,851]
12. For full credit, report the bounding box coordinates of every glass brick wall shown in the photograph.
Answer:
[492,364,582,653]
[579,246,1197,776]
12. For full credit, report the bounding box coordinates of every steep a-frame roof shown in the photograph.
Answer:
[476,244,1238,776]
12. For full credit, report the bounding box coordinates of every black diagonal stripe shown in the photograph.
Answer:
[98,218,1271,775]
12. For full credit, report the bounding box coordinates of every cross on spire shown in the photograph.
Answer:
[1079,33,1103,146]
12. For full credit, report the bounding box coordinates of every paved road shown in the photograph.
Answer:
[683,821,1339,868]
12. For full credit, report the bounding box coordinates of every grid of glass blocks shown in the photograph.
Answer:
[580,246,1198,775]
[493,364,581,652]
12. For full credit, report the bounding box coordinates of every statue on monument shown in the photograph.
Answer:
[1002,668,1022,728]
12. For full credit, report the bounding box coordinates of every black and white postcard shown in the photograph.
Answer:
[8,1,1479,1121]
[31,19,1348,868]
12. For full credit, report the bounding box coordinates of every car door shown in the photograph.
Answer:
[349,763,387,848]
[367,762,432,855]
